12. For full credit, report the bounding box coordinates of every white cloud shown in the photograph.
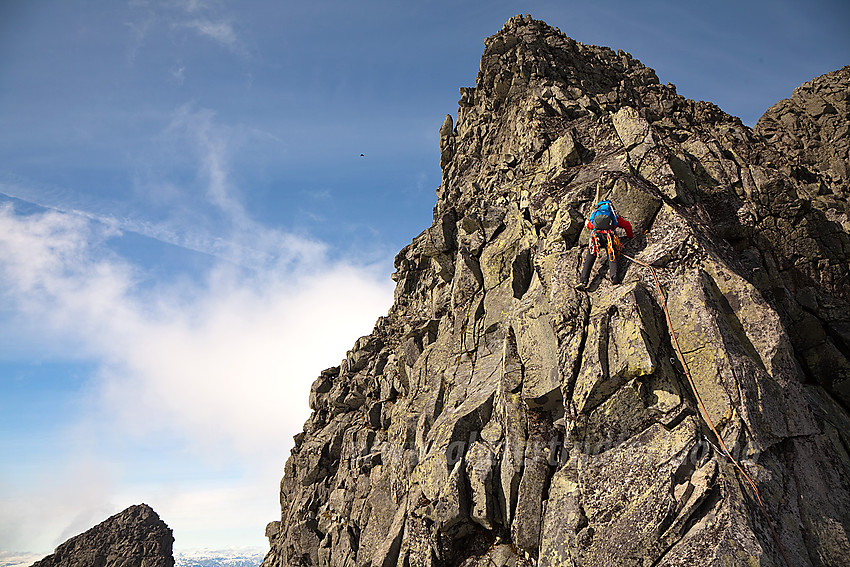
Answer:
[0,103,395,553]
[174,1,244,55]
[0,199,394,553]
[185,19,238,49]
[0,450,121,555]
[94,257,393,455]
[137,474,281,550]
[182,0,208,13]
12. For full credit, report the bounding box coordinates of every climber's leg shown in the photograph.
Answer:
[609,255,619,284]
[578,246,596,288]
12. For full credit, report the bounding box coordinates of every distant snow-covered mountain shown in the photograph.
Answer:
[174,549,264,567]
[0,548,265,567]
[0,551,44,567]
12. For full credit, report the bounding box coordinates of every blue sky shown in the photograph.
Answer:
[1,0,848,559]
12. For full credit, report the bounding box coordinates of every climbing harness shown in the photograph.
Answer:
[621,252,793,567]
[591,230,623,260]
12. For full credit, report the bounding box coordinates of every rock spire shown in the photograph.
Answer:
[263,15,850,567]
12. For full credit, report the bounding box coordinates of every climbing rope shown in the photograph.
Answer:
[621,252,792,567]
[590,230,623,261]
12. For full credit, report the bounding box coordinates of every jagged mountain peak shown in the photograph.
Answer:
[263,17,849,567]
[31,504,174,567]
[477,14,664,105]
[436,15,753,227]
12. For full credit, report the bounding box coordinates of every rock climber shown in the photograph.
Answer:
[576,200,633,290]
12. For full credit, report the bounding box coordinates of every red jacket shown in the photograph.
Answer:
[586,216,633,239]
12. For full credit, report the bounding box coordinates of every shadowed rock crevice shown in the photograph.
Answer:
[262,14,850,567]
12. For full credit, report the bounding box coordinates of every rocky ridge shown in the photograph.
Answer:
[756,65,850,202]
[32,504,174,567]
[263,15,850,567]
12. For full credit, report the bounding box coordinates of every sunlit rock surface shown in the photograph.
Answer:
[262,15,850,567]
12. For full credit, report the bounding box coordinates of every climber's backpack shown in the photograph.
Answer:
[590,200,618,231]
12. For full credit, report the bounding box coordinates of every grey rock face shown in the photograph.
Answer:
[32,504,174,567]
[756,66,850,200]
[263,15,850,567]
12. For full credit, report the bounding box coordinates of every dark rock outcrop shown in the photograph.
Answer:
[756,65,850,201]
[32,504,174,567]
[263,15,850,567]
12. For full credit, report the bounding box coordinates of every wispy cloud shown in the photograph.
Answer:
[155,102,323,270]
[182,0,210,13]
[0,102,394,553]
[125,0,248,62]
[170,64,186,85]
[1,102,303,272]
[124,3,157,65]
[173,0,247,56]
[183,19,238,49]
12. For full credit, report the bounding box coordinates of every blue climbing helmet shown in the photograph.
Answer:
[590,200,618,230]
